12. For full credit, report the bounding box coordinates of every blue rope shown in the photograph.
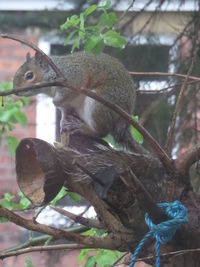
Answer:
[130,200,188,267]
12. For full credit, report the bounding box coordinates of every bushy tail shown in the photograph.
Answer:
[112,123,147,154]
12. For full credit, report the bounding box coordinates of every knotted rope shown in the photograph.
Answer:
[130,200,188,267]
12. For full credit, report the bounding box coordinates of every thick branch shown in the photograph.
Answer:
[16,137,169,234]
[119,170,167,224]
[0,205,86,244]
[175,144,200,174]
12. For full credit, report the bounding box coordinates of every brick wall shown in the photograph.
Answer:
[0,31,40,264]
[0,33,38,195]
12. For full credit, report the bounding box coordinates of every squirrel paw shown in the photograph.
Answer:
[61,115,85,135]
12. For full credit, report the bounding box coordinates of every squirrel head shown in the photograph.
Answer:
[13,51,51,96]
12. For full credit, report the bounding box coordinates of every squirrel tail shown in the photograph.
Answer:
[112,123,147,154]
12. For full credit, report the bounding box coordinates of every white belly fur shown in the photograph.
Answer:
[71,94,97,132]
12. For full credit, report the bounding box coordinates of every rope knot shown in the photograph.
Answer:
[130,200,188,267]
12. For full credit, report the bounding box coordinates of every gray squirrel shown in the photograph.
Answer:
[13,51,139,151]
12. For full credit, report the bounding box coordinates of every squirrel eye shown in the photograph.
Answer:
[25,71,34,81]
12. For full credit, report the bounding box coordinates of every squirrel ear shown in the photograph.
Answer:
[26,52,31,62]
[35,51,49,70]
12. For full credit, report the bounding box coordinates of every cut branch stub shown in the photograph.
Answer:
[16,138,66,206]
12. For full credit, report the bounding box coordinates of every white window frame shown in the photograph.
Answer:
[36,38,56,144]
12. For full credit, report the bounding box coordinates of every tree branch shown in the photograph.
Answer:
[119,170,167,224]
[165,59,195,155]
[175,144,200,174]
[0,243,86,260]
[0,205,120,250]
[129,71,200,81]
[51,206,105,229]
[0,80,64,96]
[138,79,200,94]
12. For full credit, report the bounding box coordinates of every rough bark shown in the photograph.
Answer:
[14,132,200,266]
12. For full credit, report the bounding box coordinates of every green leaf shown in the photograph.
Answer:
[0,198,14,210]
[96,250,120,267]
[103,30,127,49]
[0,217,9,223]
[84,256,96,267]
[82,228,96,236]
[84,36,104,54]
[19,96,30,107]
[103,134,121,149]
[0,82,13,91]
[64,30,77,45]
[13,111,27,126]
[78,249,94,264]
[68,192,81,203]
[0,107,18,123]
[83,5,97,17]
[17,192,31,209]
[130,116,143,144]
[50,187,67,206]
[99,12,118,27]
[71,38,80,52]
[60,15,80,31]
[25,256,34,267]
[4,193,15,202]
[6,136,19,155]
[80,13,85,31]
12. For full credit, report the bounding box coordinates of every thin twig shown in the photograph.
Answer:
[138,79,200,94]
[0,80,64,96]
[135,247,200,264]
[1,225,89,256]
[166,59,195,155]
[0,234,50,255]
[120,0,154,31]
[129,71,200,81]
[0,243,86,260]
[51,206,104,229]
[33,204,48,223]
[111,252,129,267]
[133,0,164,39]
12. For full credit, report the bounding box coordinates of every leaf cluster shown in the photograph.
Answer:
[0,82,29,155]
[50,186,81,206]
[60,0,127,54]
[0,192,31,222]
[79,248,121,267]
